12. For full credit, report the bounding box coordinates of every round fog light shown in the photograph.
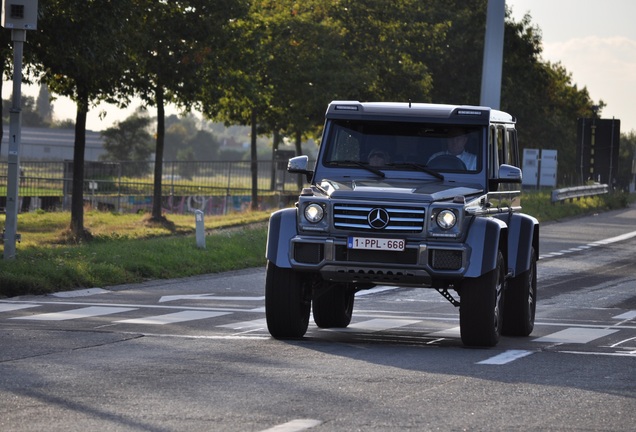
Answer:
[304,203,324,223]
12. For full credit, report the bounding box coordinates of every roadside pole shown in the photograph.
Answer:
[3,28,26,259]
[480,0,505,110]
[2,0,38,259]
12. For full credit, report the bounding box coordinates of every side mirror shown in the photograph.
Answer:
[288,155,313,183]
[496,164,522,183]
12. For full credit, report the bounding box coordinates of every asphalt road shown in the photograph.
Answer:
[1,206,635,431]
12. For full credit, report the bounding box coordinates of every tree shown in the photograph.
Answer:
[212,0,446,152]
[501,12,598,185]
[127,0,248,220]
[30,0,136,240]
[427,0,486,104]
[617,131,636,190]
[100,113,154,176]
[0,26,15,156]
[36,83,53,123]
[2,95,47,127]
[188,130,220,161]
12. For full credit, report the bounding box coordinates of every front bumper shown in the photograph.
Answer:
[289,235,469,287]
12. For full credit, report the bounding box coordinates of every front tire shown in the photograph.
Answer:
[265,261,311,339]
[502,247,537,336]
[459,250,505,347]
[312,282,355,328]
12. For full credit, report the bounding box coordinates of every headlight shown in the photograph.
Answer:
[436,209,457,230]
[304,203,324,223]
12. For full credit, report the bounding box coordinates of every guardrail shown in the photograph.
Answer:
[551,184,609,203]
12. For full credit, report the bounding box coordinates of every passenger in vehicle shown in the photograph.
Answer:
[368,149,389,166]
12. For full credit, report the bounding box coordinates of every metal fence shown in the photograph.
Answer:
[550,183,609,203]
[0,160,305,214]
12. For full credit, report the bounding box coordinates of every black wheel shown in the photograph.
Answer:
[265,261,311,339]
[502,247,537,336]
[427,154,467,170]
[312,282,355,328]
[459,250,505,347]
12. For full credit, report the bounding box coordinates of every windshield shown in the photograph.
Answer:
[324,120,482,172]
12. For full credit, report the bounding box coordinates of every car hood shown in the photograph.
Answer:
[318,178,483,202]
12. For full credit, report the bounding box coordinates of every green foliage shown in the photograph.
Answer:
[100,113,154,166]
[500,13,599,186]
[2,95,48,127]
[616,131,636,190]
[4,0,619,196]
[521,190,631,222]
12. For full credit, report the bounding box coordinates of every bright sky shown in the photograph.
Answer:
[4,0,635,134]
[507,0,636,133]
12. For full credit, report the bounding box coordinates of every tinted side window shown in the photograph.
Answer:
[505,128,519,167]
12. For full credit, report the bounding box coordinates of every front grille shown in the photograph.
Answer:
[333,203,424,233]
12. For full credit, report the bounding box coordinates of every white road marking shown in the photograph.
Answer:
[1,299,258,313]
[0,303,39,313]
[558,350,636,358]
[589,230,636,245]
[428,326,461,338]
[478,350,534,365]
[159,294,264,303]
[10,306,136,321]
[356,286,399,296]
[50,288,109,297]
[218,318,267,330]
[115,311,230,325]
[259,419,322,432]
[613,310,636,320]
[540,229,636,260]
[341,318,419,332]
[533,328,618,344]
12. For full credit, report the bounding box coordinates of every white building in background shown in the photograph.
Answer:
[0,127,106,161]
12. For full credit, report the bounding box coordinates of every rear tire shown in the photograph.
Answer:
[265,261,310,339]
[312,282,355,328]
[502,247,537,336]
[459,250,505,347]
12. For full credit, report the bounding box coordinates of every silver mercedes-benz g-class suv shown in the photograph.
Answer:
[265,101,539,347]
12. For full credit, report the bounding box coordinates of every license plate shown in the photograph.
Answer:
[348,237,405,251]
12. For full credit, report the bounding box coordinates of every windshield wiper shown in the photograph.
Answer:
[326,160,385,178]
[386,162,444,181]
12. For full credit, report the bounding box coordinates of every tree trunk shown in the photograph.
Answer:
[151,85,166,220]
[0,62,3,155]
[270,129,281,190]
[70,92,89,240]
[250,109,258,211]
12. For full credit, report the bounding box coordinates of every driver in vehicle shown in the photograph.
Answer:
[428,128,477,170]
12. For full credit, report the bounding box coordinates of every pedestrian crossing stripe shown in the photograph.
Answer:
[0,304,39,313]
[428,326,461,338]
[218,318,267,330]
[336,318,420,332]
[613,311,636,320]
[10,306,136,321]
[532,328,618,344]
[116,311,230,325]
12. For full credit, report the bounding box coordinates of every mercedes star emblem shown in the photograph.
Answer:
[368,208,390,229]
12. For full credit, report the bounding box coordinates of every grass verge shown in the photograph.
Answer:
[0,191,633,297]
[0,210,270,297]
